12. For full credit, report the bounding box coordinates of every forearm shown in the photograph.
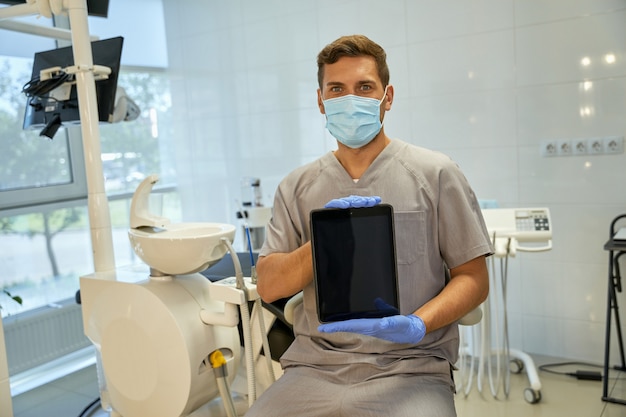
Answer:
[255,242,314,303]
[414,256,489,333]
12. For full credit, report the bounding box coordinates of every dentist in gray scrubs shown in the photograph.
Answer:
[248,34,493,417]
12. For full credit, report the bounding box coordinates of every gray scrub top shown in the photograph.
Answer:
[259,139,493,373]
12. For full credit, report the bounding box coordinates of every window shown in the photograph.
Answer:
[0,61,177,317]
[100,70,176,194]
[0,54,87,211]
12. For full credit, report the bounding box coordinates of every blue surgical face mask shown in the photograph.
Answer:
[322,87,388,149]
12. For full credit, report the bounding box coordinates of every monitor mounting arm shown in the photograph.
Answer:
[0,0,116,273]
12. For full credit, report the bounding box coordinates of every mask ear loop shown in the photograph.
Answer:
[379,85,389,129]
[379,85,389,105]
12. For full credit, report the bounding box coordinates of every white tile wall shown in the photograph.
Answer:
[163,0,626,364]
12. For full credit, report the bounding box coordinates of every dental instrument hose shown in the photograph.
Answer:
[485,236,512,399]
[245,226,274,381]
[222,238,257,407]
[245,225,258,284]
[254,297,276,382]
[210,350,238,417]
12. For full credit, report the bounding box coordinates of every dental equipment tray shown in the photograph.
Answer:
[310,204,400,323]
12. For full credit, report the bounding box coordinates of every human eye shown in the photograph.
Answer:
[323,84,344,98]
[357,83,375,95]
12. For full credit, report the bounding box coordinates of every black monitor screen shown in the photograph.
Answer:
[23,36,124,131]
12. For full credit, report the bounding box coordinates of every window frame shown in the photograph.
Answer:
[0,128,88,213]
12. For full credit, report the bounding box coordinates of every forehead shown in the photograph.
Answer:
[321,55,380,87]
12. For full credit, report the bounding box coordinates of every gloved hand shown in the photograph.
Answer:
[318,299,426,344]
[318,313,426,344]
[324,195,381,209]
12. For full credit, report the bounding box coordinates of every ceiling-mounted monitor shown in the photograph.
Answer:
[22,36,124,138]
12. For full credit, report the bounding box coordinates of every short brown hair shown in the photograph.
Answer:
[317,35,390,89]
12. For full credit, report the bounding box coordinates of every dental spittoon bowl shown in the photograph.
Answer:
[127,174,236,275]
[128,222,236,275]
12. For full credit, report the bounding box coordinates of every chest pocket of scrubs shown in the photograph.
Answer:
[394,211,426,265]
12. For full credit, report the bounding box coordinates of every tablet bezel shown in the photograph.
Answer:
[310,204,399,323]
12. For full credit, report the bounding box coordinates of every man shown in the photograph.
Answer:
[248,34,493,416]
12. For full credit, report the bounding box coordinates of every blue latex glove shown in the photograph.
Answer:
[318,314,426,344]
[318,299,426,344]
[324,195,381,209]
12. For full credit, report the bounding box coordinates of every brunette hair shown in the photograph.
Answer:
[316,35,390,88]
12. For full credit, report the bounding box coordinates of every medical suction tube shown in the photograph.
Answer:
[210,350,238,417]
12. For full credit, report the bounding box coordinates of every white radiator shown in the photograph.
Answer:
[3,300,91,376]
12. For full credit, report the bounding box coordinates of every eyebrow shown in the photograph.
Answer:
[324,80,377,88]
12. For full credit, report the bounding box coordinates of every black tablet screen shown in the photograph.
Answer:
[310,204,399,322]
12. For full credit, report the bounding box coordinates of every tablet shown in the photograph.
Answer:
[310,204,399,323]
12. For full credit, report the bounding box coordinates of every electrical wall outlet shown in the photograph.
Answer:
[604,136,624,154]
[572,139,587,155]
[542,136,624,157]
[588,138,604,154]
[540,140,557,157]
[557,139,572,156]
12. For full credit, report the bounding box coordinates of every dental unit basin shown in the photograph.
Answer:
[128,222,236,275]
[127,174,236,276]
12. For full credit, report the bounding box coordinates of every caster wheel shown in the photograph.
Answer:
[510,358,524,374]
[524,388,541,404]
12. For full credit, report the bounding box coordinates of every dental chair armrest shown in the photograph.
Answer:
[261,298,290,328]
[459,305,483,326]
[284,292,303,325]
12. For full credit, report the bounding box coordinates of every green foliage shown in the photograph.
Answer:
[0,57,73,191]
[1,288,23,311]
[0,217,14,232]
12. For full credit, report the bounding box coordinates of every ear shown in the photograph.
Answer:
[317,89,326,115]
[383,85,394,111]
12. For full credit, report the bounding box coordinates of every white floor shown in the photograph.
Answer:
[10,354,626,417]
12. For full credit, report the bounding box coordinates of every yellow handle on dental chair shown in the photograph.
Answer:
[209,350,227,368]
